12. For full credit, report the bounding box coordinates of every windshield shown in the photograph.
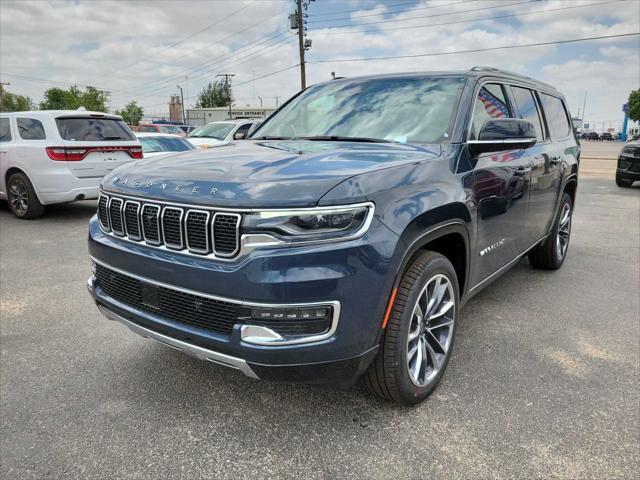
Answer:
[139,136,194,153]
[254,76,466,144]
[157,125,184,134]
[188,123,235,140]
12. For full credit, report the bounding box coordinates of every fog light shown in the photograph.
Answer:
[91,261,97,275]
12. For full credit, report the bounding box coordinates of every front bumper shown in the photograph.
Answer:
[87,213,399,383]
[617,155,640,181]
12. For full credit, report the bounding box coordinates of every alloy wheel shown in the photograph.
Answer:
[406,274,456,387]
[9,178,29,216]
[556,203,571,260]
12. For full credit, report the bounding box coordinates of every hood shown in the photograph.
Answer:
[102,139,441,208]
[187,137,228,148]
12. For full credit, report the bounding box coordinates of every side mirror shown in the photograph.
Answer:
[233,132,246,140]
[468,118,537,154]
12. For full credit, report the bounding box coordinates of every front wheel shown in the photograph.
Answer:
[529,192,572,269]
[361,251,459,405]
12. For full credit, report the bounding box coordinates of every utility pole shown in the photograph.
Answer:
[581,91,587,130]
[176,84,185,124]
[216,73,235,119]
[296,0,306,89]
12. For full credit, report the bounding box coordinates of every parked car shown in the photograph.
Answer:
[186,119,257,148]
[616,141,640,187]
[600,132,614,141]
[585,132,600,140]
[0,110,141,219]
[177,125,196,135]
[137,124,186,136]
[87,68,579,405]
[136,132,196,158]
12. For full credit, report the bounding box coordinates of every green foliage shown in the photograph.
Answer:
[0,85,35,112]
[195,80,233,108]
[39,85,110,112]
[628,90,640,123]
[115,101,144,125]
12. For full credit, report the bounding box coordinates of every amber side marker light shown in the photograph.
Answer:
[381,287,398,329]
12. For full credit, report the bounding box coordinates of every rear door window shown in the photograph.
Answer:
[470,84,512,139]
[0,118,11,142]
[17,118,46,140]
[235,123,252,137]
[539,93,571,139]
[56,117,135,141]
[510,87,545,142]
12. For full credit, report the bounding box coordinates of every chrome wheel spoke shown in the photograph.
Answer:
[555,203,571,258]
[406,273,456,387]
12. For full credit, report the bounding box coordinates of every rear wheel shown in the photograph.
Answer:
[529,192,572,269]
[615,172,634,188]
[361,251,459,405]
[6,172,45,219]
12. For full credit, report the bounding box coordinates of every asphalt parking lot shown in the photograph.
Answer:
[1,164,639,478]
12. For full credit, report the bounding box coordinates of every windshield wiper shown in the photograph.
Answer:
[253,135,291,140]
[299,135,393,143]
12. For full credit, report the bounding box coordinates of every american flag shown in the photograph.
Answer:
[479,88,509,118]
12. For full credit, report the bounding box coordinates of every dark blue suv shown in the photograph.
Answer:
[87,67,579,404]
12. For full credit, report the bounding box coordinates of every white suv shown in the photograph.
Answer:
[0,110,141,219]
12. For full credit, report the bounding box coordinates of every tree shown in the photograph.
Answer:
[628,90,640,123]
[0,85,35,112]
[115,101,144,125]
[195,80,232,108]
[39,85,110,112]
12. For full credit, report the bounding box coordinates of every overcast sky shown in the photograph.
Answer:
[1,0,638,130]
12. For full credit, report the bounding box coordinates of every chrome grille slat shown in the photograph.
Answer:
[123,201,141,240]
[98,193,240,258]
[98,194,110,231]
[212,213,241,257]
[141,204,161,245]
[109,198,124,236]
[161,207,184,250]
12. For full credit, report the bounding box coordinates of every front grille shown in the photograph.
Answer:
[99,193,241,258]
[95,264,240,336]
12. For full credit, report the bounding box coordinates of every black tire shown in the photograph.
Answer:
[6,172,45,219]
[361,251,459,405]
[528,192,572,270]
[615,172,634,188]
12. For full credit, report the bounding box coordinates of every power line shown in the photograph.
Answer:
[311,0,421,17]
[100,1,253,79]
[308,32,640,64]
[309,0,476,23]
[309,0,533,28]
[308,0,625,36]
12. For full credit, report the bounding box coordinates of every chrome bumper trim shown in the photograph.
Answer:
[97,304,259,379]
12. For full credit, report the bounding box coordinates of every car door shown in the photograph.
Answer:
[508,86,562,244]
[467,82,533,286]
[0,116,15,197]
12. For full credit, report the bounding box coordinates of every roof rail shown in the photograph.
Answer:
[469,66,557,91]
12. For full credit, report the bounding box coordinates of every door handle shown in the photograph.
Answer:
[549,156,561,165]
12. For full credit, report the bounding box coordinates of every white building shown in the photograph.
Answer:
[186,107,276,126]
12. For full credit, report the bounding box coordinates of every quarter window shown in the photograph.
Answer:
[511,87,545,142]
[0,118,11,142]
[539,93,571,139]
[470,84,511,139]
[17,118,46,140]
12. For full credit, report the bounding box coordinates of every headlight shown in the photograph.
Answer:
[243,203,374,244]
